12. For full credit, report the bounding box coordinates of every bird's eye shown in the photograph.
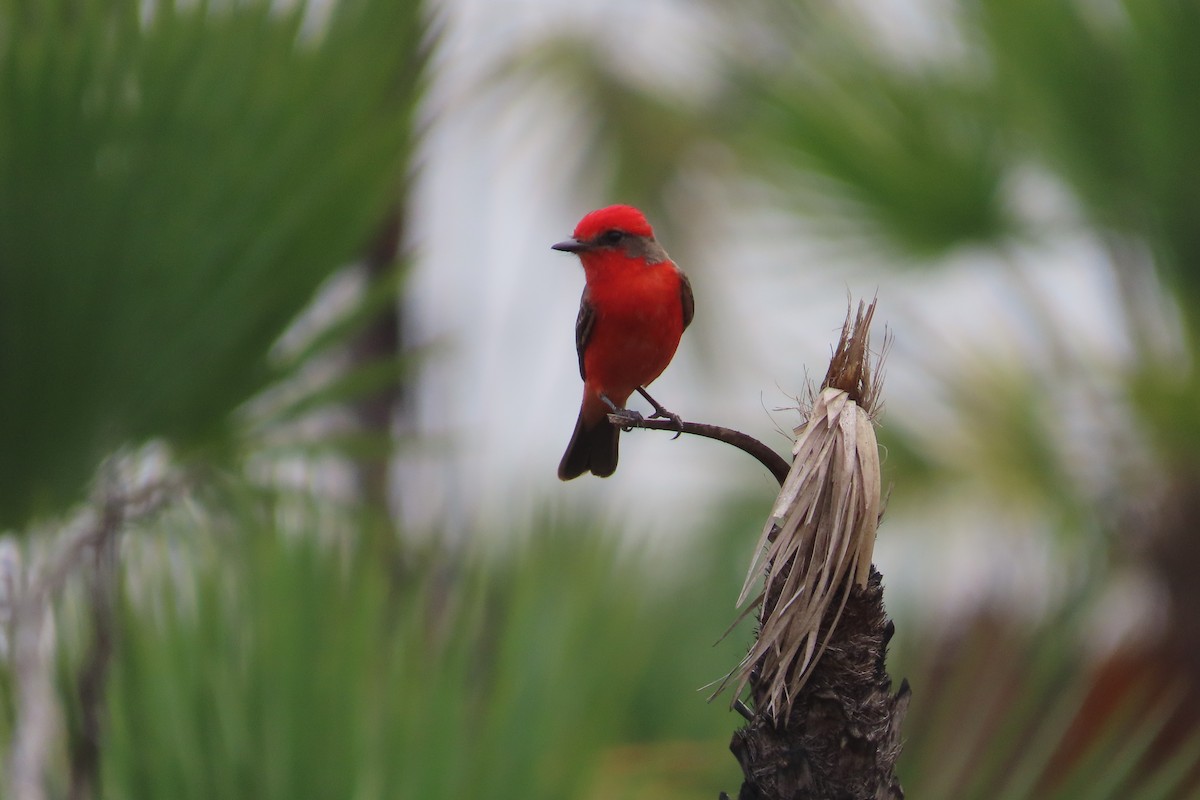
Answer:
[598,229,625,246]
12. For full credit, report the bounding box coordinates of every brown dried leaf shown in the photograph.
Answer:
[718,299,886,722]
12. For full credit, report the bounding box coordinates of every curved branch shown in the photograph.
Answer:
[607,414,790,486]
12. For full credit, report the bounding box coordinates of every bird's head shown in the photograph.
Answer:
[552,205,668,265]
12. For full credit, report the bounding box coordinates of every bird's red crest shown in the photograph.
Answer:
[572,205,654,241]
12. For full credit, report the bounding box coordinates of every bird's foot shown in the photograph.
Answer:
[636,387,685,439]
[600,393,644,431]
[608,408,644,432]
[651,409,685,439]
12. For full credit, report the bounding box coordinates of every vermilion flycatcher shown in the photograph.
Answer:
[553,205,693,480]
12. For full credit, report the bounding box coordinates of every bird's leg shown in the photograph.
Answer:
[601,392,643,432]
[636,387,684,439]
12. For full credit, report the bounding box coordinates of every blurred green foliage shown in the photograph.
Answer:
[0,0,421,529]
[28,505,1192,800]
[742,50,1011,255]
[979,0,1200,310]
[94,518,697,800]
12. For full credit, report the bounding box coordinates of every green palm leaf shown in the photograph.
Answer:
[0,0,423,529]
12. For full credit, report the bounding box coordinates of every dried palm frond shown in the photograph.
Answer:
[725,299,887,721]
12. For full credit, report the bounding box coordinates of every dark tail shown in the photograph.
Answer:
[557,412,619,480]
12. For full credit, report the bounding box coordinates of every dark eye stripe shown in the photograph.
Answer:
[597,229,624,246]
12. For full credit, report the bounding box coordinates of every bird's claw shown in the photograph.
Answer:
[635,386,684,439]
[650,409,685,439]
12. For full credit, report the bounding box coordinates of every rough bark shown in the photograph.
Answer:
[725,569,909,800]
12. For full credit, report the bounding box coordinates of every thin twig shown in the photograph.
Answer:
[67,487,123,800]
[7,471,186,800]
[606,414,790,486]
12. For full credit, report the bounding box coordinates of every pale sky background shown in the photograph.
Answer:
[392,0,1158,635]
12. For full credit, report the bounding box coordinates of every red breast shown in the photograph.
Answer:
[578,250,686,424]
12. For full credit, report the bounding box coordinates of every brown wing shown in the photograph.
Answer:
[575,287,595,380]
[679,270,695,331]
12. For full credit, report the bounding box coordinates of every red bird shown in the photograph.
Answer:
[553,205,693,480]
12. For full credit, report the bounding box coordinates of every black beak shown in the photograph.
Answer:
[551,238,588,253]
